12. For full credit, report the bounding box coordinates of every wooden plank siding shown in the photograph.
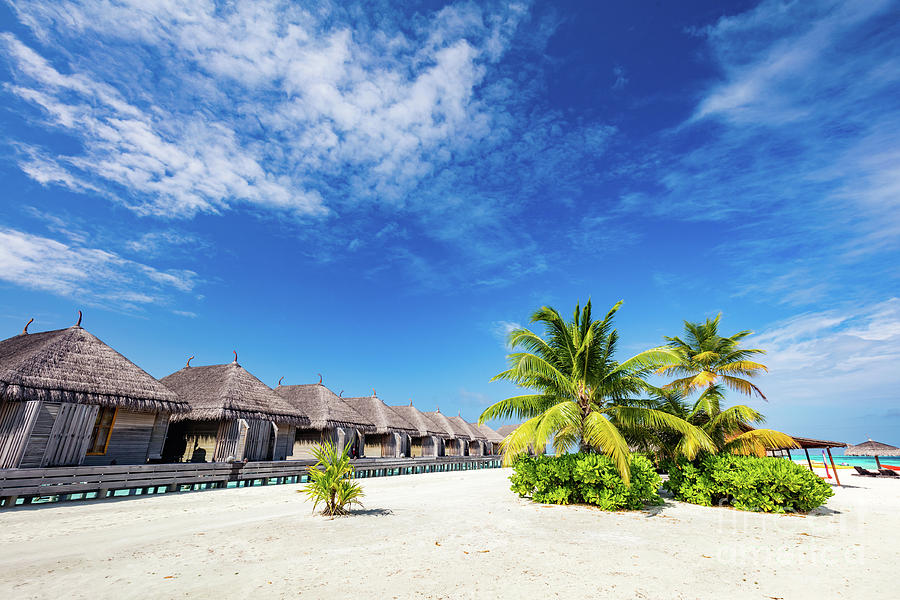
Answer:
[82,410,157,467]
[0,400,42,469]
[42,403,99,467]
[291,429,324,460]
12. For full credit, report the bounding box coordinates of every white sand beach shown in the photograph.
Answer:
[0,467,895,600]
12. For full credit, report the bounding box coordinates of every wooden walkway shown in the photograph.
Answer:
[0,455,502,508]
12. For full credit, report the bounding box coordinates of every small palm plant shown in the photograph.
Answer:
[656,315,796,455]
[301,441,364,516]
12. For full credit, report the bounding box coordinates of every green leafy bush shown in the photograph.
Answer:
[509,453,662,510]
[664,454,833,513]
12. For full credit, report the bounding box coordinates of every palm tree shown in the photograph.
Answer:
[478,300,715,483]
[656,315,796,455]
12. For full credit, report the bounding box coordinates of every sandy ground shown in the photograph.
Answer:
[0,467,896,600]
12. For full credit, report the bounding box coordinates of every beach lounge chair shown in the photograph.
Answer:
[853,466,879,477]
[878,469,899,478]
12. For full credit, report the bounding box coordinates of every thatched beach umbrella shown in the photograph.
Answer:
[845,439,900,469]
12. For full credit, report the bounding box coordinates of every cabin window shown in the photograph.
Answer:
[86,407,117,455]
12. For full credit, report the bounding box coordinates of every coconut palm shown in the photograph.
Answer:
[478,300,715,483]
[656,316,796,455]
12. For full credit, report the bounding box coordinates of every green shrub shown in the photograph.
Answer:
[664,454,833,513]
[509,453,662,510]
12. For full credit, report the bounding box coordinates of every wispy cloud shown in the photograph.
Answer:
[0,227,198,309]
[752,298,900,407]
[1,0,616,290]
[617,0,900,307]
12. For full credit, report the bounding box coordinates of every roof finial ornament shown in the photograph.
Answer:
[339,390,344,397]
[372,388,376,397]
[409,398,413,406]
[318,373,323,385]
[436,405,440,413]
[76,310,82,327]
[278,376,284,386]
[186,355,194,368]
[22,318,33,335]
[232,350,238,363]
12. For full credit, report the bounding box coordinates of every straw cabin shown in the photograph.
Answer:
[390,403,446,458]
[451,416,487,456]
[160,357,308,463]
[343,394,418,458]
[274,382,375,459]
[424,410,471,456]
[472,423,504,455]
[0,319,187,469]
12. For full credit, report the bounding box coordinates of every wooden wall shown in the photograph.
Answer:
[82,409,156,466]
[2,400,44,469]
[290,429,324,459]
[168,421,219,463]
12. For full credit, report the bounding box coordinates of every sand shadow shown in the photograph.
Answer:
[349,507,394,517]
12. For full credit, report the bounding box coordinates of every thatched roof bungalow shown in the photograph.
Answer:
[275,382,375,459]
[472,423,504,455]
[0,319,187,468]
[343,395,417,458]
[390,403,446,457]
[450,416,487,456]
[161,358,308,463]
[424,410,471,456]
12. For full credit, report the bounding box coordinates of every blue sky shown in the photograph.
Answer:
[1,0,898,444]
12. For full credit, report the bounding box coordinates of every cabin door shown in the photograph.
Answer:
[411,437,423,458]
[243,419,273,461]
[364,435,384,458]
[0,400,42,469]
[42,403,99,467]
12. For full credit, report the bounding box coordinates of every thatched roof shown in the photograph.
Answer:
[0,325,185,413]
[496,424,520,437]
[343,395,417,435]
[163,362,308,425]
[473,423,504,443]
[845,439,900,456]
[451,416,486,441]
[424,411,471,440]
[390,404,446,437]
[275,383,375,432]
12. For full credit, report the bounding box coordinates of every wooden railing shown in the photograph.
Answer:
[0,455,503,508]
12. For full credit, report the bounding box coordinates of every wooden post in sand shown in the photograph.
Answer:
[804,448,813,471]
[826,448,841,486]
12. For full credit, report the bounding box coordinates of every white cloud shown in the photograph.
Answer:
[491,320,522,349]
[752,298,900,406]
[1,1,528,218]
[0,227,198,309]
